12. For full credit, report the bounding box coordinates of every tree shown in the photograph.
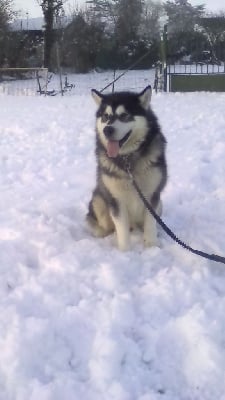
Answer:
[164,0,205,62]
[0,0,14,29]
[164,0,205,34]
[62,0,165,70]
[86,0,115,23]
[62,11,104,72]
[37,0,66,70]
[115,0,143,45]
[0,0,16,66]
[86,0,151,68]
[198,13,225,62]
[141,0,163,43]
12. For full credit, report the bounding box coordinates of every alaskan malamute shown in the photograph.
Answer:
[86,86,167,250]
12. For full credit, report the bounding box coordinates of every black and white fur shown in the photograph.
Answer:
[86,86,167,251]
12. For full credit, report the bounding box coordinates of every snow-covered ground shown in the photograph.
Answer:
[0,84,225,400]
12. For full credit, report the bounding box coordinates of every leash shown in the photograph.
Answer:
[127,168,225,265]
[100,49,153,93]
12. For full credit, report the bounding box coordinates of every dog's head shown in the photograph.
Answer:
[91,86,152,158]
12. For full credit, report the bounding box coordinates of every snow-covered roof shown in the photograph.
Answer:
[10,17,44,31]
[10,16,71,31]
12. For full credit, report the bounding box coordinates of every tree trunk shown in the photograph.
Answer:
[43,6,55,70]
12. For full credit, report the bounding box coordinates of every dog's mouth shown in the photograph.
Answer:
[107,130,132,158]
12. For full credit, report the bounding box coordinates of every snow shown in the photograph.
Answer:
[0,83,225,400]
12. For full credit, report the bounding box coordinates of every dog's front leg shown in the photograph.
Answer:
[143,210,158,247]
[110,205,130,251]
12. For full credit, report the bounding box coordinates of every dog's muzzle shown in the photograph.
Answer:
[103,125,131,146]
[103,125,132,158]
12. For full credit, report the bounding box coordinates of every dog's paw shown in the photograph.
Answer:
[143,237,159,248]
[118,243,130,251]
[117,239,130,251]
[87,224,107,238]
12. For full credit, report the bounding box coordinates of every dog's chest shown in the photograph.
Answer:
[103,173,143,221]
[102,161,161,221]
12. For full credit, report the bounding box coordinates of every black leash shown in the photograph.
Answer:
[128,169,225,265]
[100,49,153,93]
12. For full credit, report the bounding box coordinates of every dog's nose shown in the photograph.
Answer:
[103,125,115,138]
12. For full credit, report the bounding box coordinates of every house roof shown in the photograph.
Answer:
[10,17,44,31]
[10,16,71,32]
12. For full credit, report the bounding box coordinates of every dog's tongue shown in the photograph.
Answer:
[107,140,119,158]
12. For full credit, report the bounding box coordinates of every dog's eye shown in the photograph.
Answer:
[102,113,109,122]
[119,112,130,122]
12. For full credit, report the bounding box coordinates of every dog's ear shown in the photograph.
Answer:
[91,89,104,106]
[138,85,152,109]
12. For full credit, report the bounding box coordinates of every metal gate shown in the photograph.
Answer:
[167,63,225,92]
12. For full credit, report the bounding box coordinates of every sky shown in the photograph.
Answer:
[13,0,225,19]
[14,0,82,18]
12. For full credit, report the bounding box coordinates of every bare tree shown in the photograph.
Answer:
[37,0,66,70]
[199,13,225,63]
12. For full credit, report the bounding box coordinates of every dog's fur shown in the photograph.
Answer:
[86,86,167,250]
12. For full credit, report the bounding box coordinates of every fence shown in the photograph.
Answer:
[0,68,155,96]
[0,68,48,96]
[167,63,225,92]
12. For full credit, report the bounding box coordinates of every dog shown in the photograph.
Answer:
[86,85,167,251]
